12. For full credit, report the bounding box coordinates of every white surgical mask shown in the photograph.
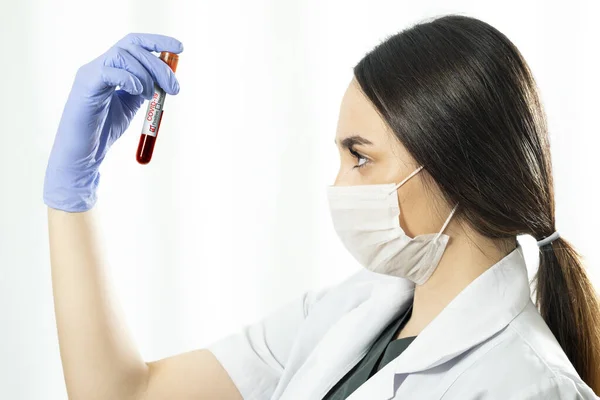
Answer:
[327,165,459,285]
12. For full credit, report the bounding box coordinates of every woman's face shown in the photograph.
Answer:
[334,77,450,237]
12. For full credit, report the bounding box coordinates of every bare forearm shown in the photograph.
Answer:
[48,207,149,400]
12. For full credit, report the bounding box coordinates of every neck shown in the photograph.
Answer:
[396,229,516,339]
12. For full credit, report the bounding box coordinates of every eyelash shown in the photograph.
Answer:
[349,147,369,169]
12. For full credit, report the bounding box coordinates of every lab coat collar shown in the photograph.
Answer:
[345,243,531,400]
[391,243,529,376]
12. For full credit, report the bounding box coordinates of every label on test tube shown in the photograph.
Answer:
[141,83,166,138]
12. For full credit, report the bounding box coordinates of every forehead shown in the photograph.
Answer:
[336,78,391,143]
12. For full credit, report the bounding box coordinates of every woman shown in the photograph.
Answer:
[44,15,600,400]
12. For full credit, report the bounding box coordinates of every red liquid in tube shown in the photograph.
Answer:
[136,51,179,164]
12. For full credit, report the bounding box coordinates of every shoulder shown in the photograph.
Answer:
[301,267,406,313]
[448,301,598,399]
[300,268,402,327]
[305,268,415,324]
[510,375,598,400]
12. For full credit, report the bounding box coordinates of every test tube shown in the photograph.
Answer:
[136,51,179,164]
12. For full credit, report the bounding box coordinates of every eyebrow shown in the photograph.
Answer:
[334,135,374,149]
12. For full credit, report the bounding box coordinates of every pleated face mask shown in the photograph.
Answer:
[327,165,459,285]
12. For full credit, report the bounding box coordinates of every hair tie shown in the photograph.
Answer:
[536,231,560,247]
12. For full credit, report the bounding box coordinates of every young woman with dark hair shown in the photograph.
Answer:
[45,15,599,400]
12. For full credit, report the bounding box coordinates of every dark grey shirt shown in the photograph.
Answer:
[322,304,416,400]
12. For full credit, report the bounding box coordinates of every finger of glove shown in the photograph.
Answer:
[116,42,180,96]
[100,65,144,96]
[103,46,161,99]
[117,32,184,55]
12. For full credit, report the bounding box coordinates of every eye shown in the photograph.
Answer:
[349,147,370,169]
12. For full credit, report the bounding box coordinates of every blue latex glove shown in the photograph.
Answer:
[43,33,183,212]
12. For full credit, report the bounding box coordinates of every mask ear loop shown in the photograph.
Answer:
[434,203,459,241]
[387,165,425,195]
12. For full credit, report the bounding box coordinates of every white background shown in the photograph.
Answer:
[1,0,599,398]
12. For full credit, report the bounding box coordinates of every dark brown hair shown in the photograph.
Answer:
[353,14,600,393]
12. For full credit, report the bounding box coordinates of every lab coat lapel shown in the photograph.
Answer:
[348,244,531,400]
[278,276,414,400]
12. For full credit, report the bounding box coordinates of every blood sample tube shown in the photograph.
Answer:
[136,51,179,164]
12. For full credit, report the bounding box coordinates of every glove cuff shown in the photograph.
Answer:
[43,167,100,212]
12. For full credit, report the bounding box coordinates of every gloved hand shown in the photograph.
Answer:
[43,33,183,212]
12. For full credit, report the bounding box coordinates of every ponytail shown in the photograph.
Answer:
[535,235,600,394]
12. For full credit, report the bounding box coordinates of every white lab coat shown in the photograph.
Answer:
[208,244,599,399]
